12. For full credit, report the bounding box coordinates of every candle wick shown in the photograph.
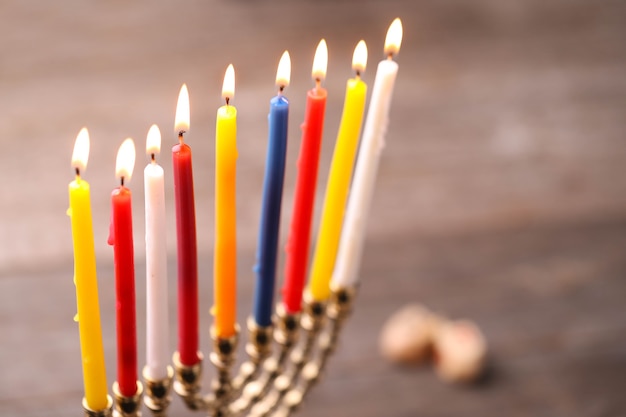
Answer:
[120,176,125,187]
[279,85,285,94]
[355,70,361,79]
[387,52,394,61]
[151,153,156,163]
[178,131,185,143]
[75,167,80,177]
[315,78,321,91]
[225,97,230,106]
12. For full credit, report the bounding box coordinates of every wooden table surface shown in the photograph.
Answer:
[0,1,625,416]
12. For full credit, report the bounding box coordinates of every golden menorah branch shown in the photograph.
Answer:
[82,285,356,417]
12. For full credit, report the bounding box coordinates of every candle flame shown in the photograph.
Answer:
[72,127,90,174]
[276,51,291,89]
[146,124,161,156]
[222,64,235,101]
[175,84,190,133]
[312,39,328,81]
[115,138,136,183]
[384,18,403,57]
[352,40,368,74]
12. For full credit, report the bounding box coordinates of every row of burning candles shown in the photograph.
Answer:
[68,18,403,412]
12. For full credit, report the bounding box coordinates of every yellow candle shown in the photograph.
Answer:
[214,64,238,338]
[308,41,368,301]
[68,128,109,410]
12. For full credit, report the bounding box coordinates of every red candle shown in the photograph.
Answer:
[172,84,200,366]
[107,138,138,397]
[282,40,328,313]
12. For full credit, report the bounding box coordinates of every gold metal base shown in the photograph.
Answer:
[112,381,143,417]
[172,351,206,411]
[82,396,113,417]
[170,325,240,414]
[81,286,358,417]
[143,366,173,416]
[209,325,240,414]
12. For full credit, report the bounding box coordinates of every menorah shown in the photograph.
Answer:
[82,285,355,417]
[75,17,402,417]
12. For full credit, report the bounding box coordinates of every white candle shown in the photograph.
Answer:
[331,18,403,289]
[144,124,169,380]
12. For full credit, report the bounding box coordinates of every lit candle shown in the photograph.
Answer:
[172,84,200,366]
[214,64,238,338]
[143,124,169,380]
[308,40,368,301]
[68,127,109,411]
[253,51,291,327]
[108,138,138,397]
[332,18,403,289]
[282,39,328,313]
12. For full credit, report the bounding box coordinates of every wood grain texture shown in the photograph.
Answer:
[0,0,624,415]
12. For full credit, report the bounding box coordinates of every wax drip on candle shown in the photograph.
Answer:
[108,216,115,246]
[70,126,91,321]
[69,124,110,407]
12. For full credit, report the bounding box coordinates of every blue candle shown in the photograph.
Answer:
[253,51,291,326]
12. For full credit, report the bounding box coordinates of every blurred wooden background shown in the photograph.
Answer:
[0,0,625,416]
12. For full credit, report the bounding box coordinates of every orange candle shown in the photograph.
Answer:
[213,64,238,338]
